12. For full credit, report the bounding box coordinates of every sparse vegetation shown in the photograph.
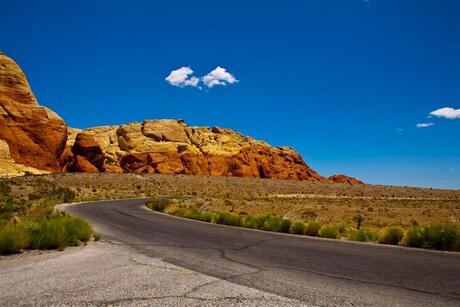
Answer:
[1,173,460,254]
[0,224,30,254]
[0,179,94,255]
[146,196,460,252]
[0,214,93,255]
[402,224,460,251]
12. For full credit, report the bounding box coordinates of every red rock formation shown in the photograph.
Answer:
[0,52,67,171]
[117,144,326,181]
[328,174,363,184]
[73,155,99,173]
[71,133,105,170]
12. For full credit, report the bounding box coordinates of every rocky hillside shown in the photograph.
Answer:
[0,51,362,183]
[63,120,325,181]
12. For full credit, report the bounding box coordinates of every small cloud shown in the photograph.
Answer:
[165,67,199,88]
[202,66,238,88]
[396,128,403,132]
[416,122,434,128]
[429,107,460,119]
[165,66,238,89]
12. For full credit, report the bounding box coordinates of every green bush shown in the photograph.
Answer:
[424,224,460,251]
[216,212,242,227]
[242,215,262,229]
[348,228,378,242]
[261,215,282,232]
[305,221,321,237]
[319,224,340,239]
[402,226,425,248]
[196,211,216,223]
[0,225,30,255]
[279,219,292,233]
[27,215,93,250]
[290,221,306,235]
[379,227,404,245]
[62,216,93,245]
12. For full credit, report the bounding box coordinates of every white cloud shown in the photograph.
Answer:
[429,107,460,119]
[416,122,434,128]
[202,66,238,88]
[165,67,199,88]
[165,66,238,89]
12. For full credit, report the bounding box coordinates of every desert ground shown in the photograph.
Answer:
[3,173,459,230]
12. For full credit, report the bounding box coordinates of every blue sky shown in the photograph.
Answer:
[1,0,459,188]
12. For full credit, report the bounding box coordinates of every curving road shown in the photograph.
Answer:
[64,198,460,306]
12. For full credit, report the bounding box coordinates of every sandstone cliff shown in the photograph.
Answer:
[0,52,67,173]
[0,51,362,183]
[64,120,326,181]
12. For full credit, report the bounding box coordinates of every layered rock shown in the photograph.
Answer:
[0,52,67,171]
[67,119,327,181]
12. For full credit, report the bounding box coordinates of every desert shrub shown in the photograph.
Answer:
[279,219,292,233]
[353,214,365,230]
[290,221,306,235]
[27,215,93,250]
[62,215,93,245]
[402,226,425,248]
[216,212,242,227]
[0,225,30,255]
[0,196,15,222]
[261,215,282,232]
[196,211,216,223]
[93,232,101,241]
[319,224,340,239]
[379,227,404,245]
[242,215,261,229]
[172,208,195,219]
[348,228,378,242]
[337,222,349,235]
[146,198,176,212]
[421,224,460,251]
[0,182,12,196]
[304,221,321,236]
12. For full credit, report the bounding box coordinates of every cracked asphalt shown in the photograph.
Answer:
[2,198,460,306]
[0,241,302,306]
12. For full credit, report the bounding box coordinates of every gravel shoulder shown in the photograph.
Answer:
[0,241,304,306]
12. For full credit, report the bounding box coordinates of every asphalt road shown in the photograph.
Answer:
[64,198,460,306]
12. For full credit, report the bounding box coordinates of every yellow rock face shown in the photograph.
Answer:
[66,128,83,147]
[0,139,11,160]
[0,51,37,105]
[67,119,266,158]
